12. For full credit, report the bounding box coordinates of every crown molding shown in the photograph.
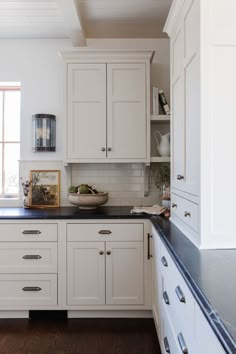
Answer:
[163,0,186,36]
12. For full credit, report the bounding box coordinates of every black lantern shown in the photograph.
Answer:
[32,114,56,152]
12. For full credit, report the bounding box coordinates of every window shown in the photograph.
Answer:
[0,83,20,198]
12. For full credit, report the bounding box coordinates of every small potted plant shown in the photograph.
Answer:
[20,177,32,208]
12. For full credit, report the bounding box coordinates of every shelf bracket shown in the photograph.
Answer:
[144,164,150,197]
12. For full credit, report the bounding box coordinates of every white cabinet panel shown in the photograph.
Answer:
[172,76,185,188]
[195,304,225,354]
[67,223,143,242]
[67,63,106,159]
[172,29,184,79]
[67,242,105,306]
[185,54,200,196]
[105,241,144,305]
[0,224,57,242]
[107,63,146,159]
[0,274,57,306]
[0,242,57,273]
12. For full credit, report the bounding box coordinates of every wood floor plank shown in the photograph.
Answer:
[0,318,161,354]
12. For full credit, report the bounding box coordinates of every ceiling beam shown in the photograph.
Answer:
[57,0,86,46]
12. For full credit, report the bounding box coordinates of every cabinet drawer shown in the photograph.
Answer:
[67,223,143,242]
[171,193,199,232]
[0,224,57,242]
[0,242,57,273]
[0,274,57,306]
[161,308,182,354]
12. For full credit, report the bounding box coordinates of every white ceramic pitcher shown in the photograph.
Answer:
[154,131,170,157]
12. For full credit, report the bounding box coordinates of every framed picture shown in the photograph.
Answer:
[29,170,60,208]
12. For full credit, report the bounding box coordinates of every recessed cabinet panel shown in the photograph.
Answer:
[184,0,199,60]
[172,76,185,188]
[0,274,57,306]
[107,63,146,159]
[106,241,144,305]
[67,63,106,159]
[185,55,200,196]
[67,242,105,306]
[172,29,184,79]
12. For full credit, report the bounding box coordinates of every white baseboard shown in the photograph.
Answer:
[68,310,153,318]
[0,310,29,318]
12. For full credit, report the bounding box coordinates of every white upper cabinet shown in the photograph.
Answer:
[170,0,200,197]
[165,0,236,248]
[60,50,154,163]
[67,63,107,159]
[107,63,147,159]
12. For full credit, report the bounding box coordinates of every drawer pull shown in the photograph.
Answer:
[22,230,41,235]
[163,337,170,353]
[161,256,168,267]
[177,333,188,354]
[98,230,112,235]
[147,233,152,260]
[172,203,177,208]
[22,255,42,260]
[175,286,186,303]
[184,211,191,217]
[177,174,184,180]
[22,287,42,292]
[163,291,170,305]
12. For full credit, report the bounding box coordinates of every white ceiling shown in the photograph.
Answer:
[0,0,172,43]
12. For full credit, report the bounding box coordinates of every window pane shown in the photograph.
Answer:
[0,92,2,140]
[4,91,20,141]
[4,143,19,196]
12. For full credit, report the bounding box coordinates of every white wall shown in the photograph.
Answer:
[0,38,170,206]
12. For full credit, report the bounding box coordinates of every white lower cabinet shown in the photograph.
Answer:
[67,239,144,306]
[67,241,106,306]
[152,226,225,354]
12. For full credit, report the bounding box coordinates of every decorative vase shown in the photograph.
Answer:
[154,130,170,156]
[23,195,30,208]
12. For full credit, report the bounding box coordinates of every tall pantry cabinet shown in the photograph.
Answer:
[60,50,154,164]
[165,0,236,248]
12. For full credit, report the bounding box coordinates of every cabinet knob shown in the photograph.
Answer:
[172,203,177,208]
[108,147,112,152]
[106,251,111,255]
[101,147,106,152]
[99,251,104,255]
[177,175,184,180]
[184,211,191,217]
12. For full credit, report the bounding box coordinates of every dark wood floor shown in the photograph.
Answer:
[0,318,161,354]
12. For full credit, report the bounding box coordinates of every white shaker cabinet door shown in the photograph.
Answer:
[67,242,105,306]
[105,241,144,305]
[67,63,107,159]
[106,63,147,159]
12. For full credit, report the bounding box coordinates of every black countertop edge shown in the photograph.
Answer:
[151,219,236,354]
[0,206,150,220]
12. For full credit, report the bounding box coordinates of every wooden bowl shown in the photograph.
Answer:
[68,192,108,210]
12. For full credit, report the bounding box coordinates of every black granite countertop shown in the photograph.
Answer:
[0,206,148,219]
[0,207,235,352]
[151,216,236,354]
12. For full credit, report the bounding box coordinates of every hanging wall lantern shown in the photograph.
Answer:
[32,114,56,152]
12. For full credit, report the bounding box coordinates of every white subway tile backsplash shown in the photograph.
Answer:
[19,161,161,207]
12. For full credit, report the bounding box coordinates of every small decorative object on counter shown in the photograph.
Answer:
[68,184,108,209]
[20,178,32,208]
[158,90,170,115]
[32,114,56,152]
